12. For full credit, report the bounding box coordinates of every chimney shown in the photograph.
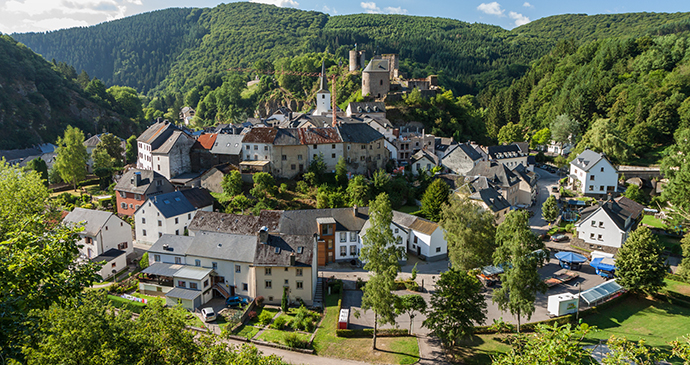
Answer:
[353,205,358,217]
[290,253,296,266]
[259,226,268,244]
[134,172,141,186]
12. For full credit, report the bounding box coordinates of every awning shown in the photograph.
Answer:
[555,251,588,264]
[142,262,185,277]
[166,287,202,301]
[481,265,504,276]
[240,160,270,166]
[580,280,624,305]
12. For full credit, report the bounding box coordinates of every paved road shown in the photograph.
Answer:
[529,167,562,234]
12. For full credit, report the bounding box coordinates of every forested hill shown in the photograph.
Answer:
[512,12,690,43]
[0,35,136,149]
[11,2,548,96]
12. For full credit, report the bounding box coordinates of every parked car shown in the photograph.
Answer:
[226,296,248,307]
[551,234,567,242]
[201,307,216,322]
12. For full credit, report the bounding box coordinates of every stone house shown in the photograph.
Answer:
[272,128,308,179]
[469,161,521,207]
[338,123,388,174]
[411,149,440,175]
[114,169,175,216]
[209,134,243,166]
[441,143,483,175]
[151,130,196,180]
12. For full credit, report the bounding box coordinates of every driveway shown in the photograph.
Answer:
[529,167,562,235]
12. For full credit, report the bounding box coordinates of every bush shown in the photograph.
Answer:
[328,279,343,294]
[258,310,274,326]
[356,277,366,289]
[139,253,149,269]
[284,333,310,349]
[271,315,289,330]
[256,296,265,307]
[248,311,257,320]
[404,280,419,292]
[296,180,309,194]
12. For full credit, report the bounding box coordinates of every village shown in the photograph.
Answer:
[2,51,688,365]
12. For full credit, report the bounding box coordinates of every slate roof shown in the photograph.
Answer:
[280,208,370,235]
[115,169,172,195]
[299,128,342,144]
[210,134,244,155]
[180,188,215,209]
[84,133,125,148]
[512,164,537,186]
[137,120,177,145]
[148,235,194,256]
[166,287,202,300]
[254,234,314,267]
[487,144,527,160]
[578,197,645,231]
[92,248,126,263]
[338,123,384,144]
[185,231,257,262]
[364,58,389,73]
[0,146,43,163]
[194,134,218,150]
[142,262,186,277]
[243,127,277,144]
[471,188,511,213]
[189,210,282,235]
[469,162,520,188]
[273,128,302,146]
[174,266,213,280]
[145,191,197,218]
[391,211,438,235]
[153,130,193,154]
[348,102,385,114]
[571,149,609,172]
[412,149,440,166]
[63,207,117,236]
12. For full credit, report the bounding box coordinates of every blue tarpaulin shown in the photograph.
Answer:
[555,251,588,263]
[590,257,616,272]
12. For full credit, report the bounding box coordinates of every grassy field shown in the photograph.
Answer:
[107,294,146,314]
[313,294,420,365]
[249,307,279,326]
[232,324,260,339]
[643,215,668,229]
[258,329,311,345]
[452,334,512,365]
[397,205,421,215]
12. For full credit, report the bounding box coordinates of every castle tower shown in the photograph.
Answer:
[314,60,331,116]
[361,58,390,99]
[349,50,366,71]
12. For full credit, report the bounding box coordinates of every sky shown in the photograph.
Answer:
[0,0,689,34]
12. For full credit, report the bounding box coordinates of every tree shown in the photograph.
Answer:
[107,86,144,121]
[250,172,276,200]
[494,323,595,365]
[541,195,560,223]
[97,133,125,167]
[550,114,580,144]
[420,179,450,222]
[371,169,391,197]
[440,196,496,271]
[54,125,88,190]
[531,127,551,149]
[0,160,50,237]
[335,156,348,186]
[139,252,149,270]
[623,184,647,205]
[125,135,138,164]
[574,118,630,163]
[394,294,426,334]
[92,145,116,171]
[422,269,486,346]
[498,122,524,145]
[493,210,547,332]
[661,128,690,226]
[615,226,667,294]
[679,234,690,281]
[603,335,664,365]
[359,193,404,349]
[27,157,49,185]
[222,170,243,197]
[281,286,289,312]
[307,153,326,180]
[347,175,370,206]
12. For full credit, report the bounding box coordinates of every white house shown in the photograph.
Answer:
[574,197,645,254]
[569,149,618,195]
[411,149,440,175]
[134,188,214,244]
[137,120,178,172]
[547,141,572,156]
[62,207,132,279]
[392,211,447,261]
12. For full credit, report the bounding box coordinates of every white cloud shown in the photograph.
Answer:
[250,0,299,8]
[477,2,504,16]
[384,6,407,14]
[31,17,90,30]
[509,11,530,26]
[522,2,534,8]
[360,2,380,14]
[322,5,337,14]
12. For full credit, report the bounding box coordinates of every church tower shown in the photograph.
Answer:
[314,60,331,116]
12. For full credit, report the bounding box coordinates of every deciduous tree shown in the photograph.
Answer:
[346,175,370,206]
[498,122,524,145]
[440,196,496,271]
[125,135,137,165]
[335,156,348,186]
[422,269,486,346]
[394,294,426,334]
[222,170,243,197]
[54,125,88,190]
[494,323,594,365]
[615,226,667,294]
[550,114,579,144]
[27,157,49,185]
[623,184,647,205]
[661,128,690,226]
[420,179,450,222]
[541,195,560,223]
[493,210,547,332]
[0,160,50,237]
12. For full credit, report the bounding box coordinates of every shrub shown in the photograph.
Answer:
[296,180,309,194]
[139,252,149,269]
[404,280,419,292]
[258,310,274,326]
[356,277,366,289]
[248,311,257,320]
[328,279,343,294]
[256,296,265,307]
[284,333,309,349]
[271,315,289,330]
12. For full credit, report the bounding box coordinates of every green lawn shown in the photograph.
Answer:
[452,334,512,365]
[397,205,420,215]
[258,329,311,345]
[313,294,420,364]
[232,324,260,339]
[249,307,279,326]
[581,295,690,363]
[130,292,164,305]
[665,279,690,297]
[656,234,682,254]
[643,215,668,229]
[107,294,146,314]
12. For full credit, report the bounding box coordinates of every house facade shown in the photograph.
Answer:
[486,144,529,172]
[114,169,175,216]
[137,120,178,171]
[574,197,644,254]
[440,143,483,175]
[411,149,439,175]
[569,149,619,196]
[151,130,196,180]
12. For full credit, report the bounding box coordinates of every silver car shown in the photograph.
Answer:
[201,307,216,322]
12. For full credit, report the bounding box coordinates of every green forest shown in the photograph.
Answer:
[4,2,690,158]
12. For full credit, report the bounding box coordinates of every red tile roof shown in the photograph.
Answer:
[196,134,218,150]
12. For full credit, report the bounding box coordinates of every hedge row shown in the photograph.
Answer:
[336,328,409,338]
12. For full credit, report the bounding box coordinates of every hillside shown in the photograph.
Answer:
[0,35,136,149]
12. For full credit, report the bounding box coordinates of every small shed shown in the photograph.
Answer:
[547,293,579,316]
[338,308,350,329]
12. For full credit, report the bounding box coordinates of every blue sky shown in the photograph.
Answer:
[0,0,688,34]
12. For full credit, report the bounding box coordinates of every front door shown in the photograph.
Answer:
[328,251,334,263]
[417,246,421,256]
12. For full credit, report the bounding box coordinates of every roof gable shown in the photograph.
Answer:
[63,207,120,236]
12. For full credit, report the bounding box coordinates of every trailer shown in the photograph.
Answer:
[590,257,616,279]
[544,269,579,287]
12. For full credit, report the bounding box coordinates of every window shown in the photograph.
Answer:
[332,153,336,159]
[298,154,303,160]
[118,242,128,250]
[282,155,287,160]
[350,245,357,256]
[156,179,162,186]
[178,281,186,288]
[397,236,403,244]
[601,167,604,172]
[190,282,198,290]
[589,185,594,191]
[284,279,289,286]
[158,220,162,227]
[254,145,258,150]
[235,265,241,273]
[590,233,595,239]
[380,79,383,85]
[332,144,336,149]
[141,217,146,224]
[285,267,288,271]
[313,154,317,159]
[291,164,296,170]
[119,191,126,198]
[590,175,595,181]
[243,283,248,291]
[591,220,596,227]
[328,240,333,249]
[394,228,399,233]
[296,268,303,276]
[599,221,604,228]
[296,281,303,289]
[265,268,272,276]
[414,236,418,243]
[175,230,179,235]
[265,280,272,289]
[269,296,274,302]
[135,194,141,200]
[121,202,127,209]
[111,262,117,268]
[313,144,317,149]
[436,247,441,253]
[175,217,179,224]
[340,232,346,242]
[212,262,218,270]
[360,156,365,161]
[204,279,209,288]
[142,229,147,236]
[175,257,181,264]
[85,237,93,244]
[195,259,201,266]
[340,246,347,257]
[350,232,357,242]
[264,146,268,151]
[600,186,604,191]
[245,145,250,150]
[361,145,366,150]
[157,165,160,171]
[598,234,603,241]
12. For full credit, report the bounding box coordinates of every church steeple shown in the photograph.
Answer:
[314,59,332,116]
[319,59,328,92]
